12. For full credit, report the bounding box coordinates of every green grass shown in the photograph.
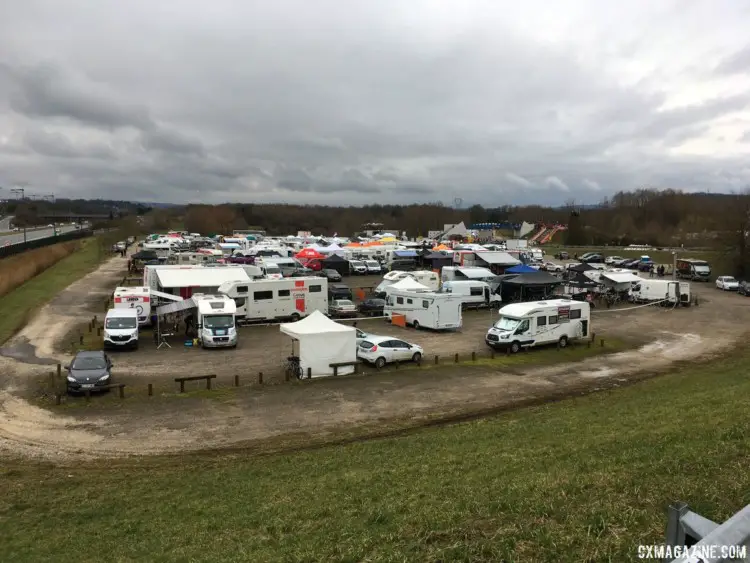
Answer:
[3,348,750,562]
[0,233,123,345]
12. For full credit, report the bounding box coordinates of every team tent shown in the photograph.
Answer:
[505,264,538,274]
[295,248,325,260]
[279,310,357,378]
[321,253,350,276]
[496,271,563,302]
[385,277,430,293]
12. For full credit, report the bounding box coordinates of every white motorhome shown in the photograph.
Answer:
[192,294,238,348]
[375,270,440,295]
[218,277,328,323]
[630,279,691,306]
[113,286,183,325]
[486,299,590,353]
[441,266,495,283]
[441,280,501,308]
[103,308,139,350]
[142,264,251,296]
[384,290,462,330]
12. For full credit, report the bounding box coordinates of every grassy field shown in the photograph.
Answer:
[0,232,123,345]
[0,240,81,298]
[3,348,750,562]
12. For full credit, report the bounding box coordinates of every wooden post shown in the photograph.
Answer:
[148,383,153,396]
[600,339,604,348]
[591,332,596,343]
[258,372,263,385]
[206,377,212,390]
[85,390,91,402]
[587,340,591,349]
[472,351,476,361]
[179,380,185,393]
[491,350,495,359]
[118,385,125,399]
[97,327,102,336]
[55,394,61,405]
[506,347,510,356]
[395,360,399,369]
[454,353,459,363]
[88,322,92,333]
[234,375,240,387]
[93,315,97,325]
[417,357,421,367]
[57,363,61,378]
[79,334,84,345]
[307,367,312,379]
[434,355,439,365]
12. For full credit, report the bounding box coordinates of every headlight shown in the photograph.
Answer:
[98,374,110,381]
[103,330,110,338]
[66,375,76,382]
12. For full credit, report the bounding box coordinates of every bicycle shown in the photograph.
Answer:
[285,355,304,380]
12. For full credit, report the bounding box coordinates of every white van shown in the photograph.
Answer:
[103,308,139,350]
[441,280,501,309]
[486,299,590,353]
[630,279,691,306]
[384,289,462,330]
[193,294,238,348]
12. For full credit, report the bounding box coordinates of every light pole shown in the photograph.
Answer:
[672,251,677,280]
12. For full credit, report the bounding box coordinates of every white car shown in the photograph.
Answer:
[364,260,382,274]
[541,261,563,273]
[605,256,625,265]
[716,276,739,291]
[357,335,424,368]
[330,299,357,317]
[349,260,368,275]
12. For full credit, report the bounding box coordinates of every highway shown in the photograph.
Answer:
[0,217,82,247]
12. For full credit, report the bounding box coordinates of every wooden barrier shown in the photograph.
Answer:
[330,361,359,376]
[174,374,216,393]
[84,383,126,400]
[391,313,406,328]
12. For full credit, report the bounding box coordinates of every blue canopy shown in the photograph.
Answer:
[506,264,538,273]
[393,250,417,257]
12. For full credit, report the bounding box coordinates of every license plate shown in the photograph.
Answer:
[215,330,225,335]
[81,384,95,389]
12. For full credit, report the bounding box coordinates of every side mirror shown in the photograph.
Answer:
[63,364,70,370]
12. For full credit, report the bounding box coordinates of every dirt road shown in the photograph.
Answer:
[1,258,748,460]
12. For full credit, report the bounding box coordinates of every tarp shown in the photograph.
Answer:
[387,278,430,292]
[393,250,417,257]
[506,264,537,273]
[601,272,642,284]
[132,250,158,260]
[279,311,357,378]
[321,253,349,275]
[501,271,563,286]
[296,248,325,260]
[320,243,345,256]
[156,297,195,315]
[424,251,453,261]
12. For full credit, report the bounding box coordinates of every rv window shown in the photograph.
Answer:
[407,298,413,304]
[570,309,582,319]
[254,291,273,300]
[236,285,248,293]
[278,289,291,297]
[422,300,429,309]
[548,315,558,324]
[396,297,404,304]
[234,298,246,308]
[537,316,547,326]
[469,286,483,296]
[309,285,322,293]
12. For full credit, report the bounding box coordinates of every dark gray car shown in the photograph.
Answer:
[65,350,113,393]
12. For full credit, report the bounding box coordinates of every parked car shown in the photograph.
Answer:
[622,259,641,269]
[580,253,604,264]
[605,256,625,265]
[65,351,112,394]
[329,284,353,301]
[716,276,739,291]
[610,258,631,267]
[330,299,358,317]
[540,261,563,273]
[738,281,750,296]
[358,298,385,316]
[357,336,424,368]
[364,260,382,274]
[637,261,655,272]
[355,328,371,346]
[318,268,342,282]
[349,260,368,275]
[554,251,569,260]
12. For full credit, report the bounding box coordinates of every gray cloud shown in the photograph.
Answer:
[1,1,750,206]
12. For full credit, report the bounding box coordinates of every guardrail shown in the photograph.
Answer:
[0,228,94,259]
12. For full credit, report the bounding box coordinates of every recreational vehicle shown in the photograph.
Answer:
[441,280,501,308]
[103,308,139,350]
[192,294,238,348]
[486,299,590,353]
[441,266,495,283]
[374,270,440,296]
[218,277,328,323]
[630,280,691,306]
[384,290,463,330]
[142,264,251,298]
[676,259,711,282]
[113,286,152,326]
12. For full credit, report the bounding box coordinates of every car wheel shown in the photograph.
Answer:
[412,352,422,363]
[510,341,521,354]
[413,320,420,329]
[375,357,386,369]
[290,313,301,322]
[558,335,568,348]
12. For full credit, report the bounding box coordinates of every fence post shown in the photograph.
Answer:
[148,383,153,396]
[79,334,84,345]
[85,390,91,402]
[491,350,495,359]
[307,367,312,379]
[55,394,61,405]
[57,363,61,378]
[206,377,212,390]
[234,375,240,387]
[258,372,263,385]
[434,355,439,365]
[179,380,185,393]
[395,360,399,369]
[454,353,459,363]
[118,385,125,399]
[600,339,604,348]
[472,351,476,361]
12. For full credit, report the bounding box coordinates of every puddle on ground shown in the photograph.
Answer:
[0,337,58,365]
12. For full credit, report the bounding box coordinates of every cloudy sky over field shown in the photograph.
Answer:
[2,0,750,206]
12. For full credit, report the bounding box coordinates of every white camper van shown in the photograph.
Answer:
[441,266,495,283]
[384,290,462,330]
[218,277,328,323]
[630,279,691,306]
[486,299,590,353]
[103,308,139,350]
[441,280,501,309]
[192,294,238,348]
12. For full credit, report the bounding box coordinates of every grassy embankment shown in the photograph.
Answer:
[3,347,750,562]
[0,232,124,345]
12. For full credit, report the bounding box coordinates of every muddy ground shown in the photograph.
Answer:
[1,258,749,461]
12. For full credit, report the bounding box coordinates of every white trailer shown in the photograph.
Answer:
[192,294,238,348]
[441,280,501,309]
[630,279,691,306]
[441,266,495,283]
[384,290,462,330]
[218,277,328,323]
[486,299,591,353]
[113,286,182,325]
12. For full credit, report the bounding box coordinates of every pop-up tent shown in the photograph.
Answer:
[386,277,430,292]
[506,264,538,274]
[321,243,345,256]
[279,311,357,378]
[322,253,349,275]
[296,248,325,260]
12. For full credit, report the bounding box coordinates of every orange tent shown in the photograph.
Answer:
[363,241,384,247]
[345,242,362,247]
[432,244,451,251]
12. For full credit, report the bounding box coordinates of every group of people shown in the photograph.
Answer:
[648,264,668,278]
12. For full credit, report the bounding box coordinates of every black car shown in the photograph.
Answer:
[637,261,655,272]
[318,268,342,282]
[554,251,569,260]
[329,284,353,301]
[65,351,113,394]
[580,253,604,264]
[739,281,750,296]
[359,298,385,316]
[622,259,641,269]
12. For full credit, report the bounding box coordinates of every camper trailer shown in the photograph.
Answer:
[630,279,691,306]
[441,280,501,309]
[441,266,495,283]
[384,290,462,330]
[486,299,590,353]
[676,258,711,282]
[192,294,238,348]
[218,277,328,323]
[103,308,139,350]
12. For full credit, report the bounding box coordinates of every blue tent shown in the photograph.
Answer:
[506,264,538,274]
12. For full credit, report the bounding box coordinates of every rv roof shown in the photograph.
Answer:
[156,267,250,288]
[499,299,579,318]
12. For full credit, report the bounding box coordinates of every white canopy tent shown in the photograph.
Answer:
[279,311,357,378]
[386,278,430,293]
[321,242,345,256]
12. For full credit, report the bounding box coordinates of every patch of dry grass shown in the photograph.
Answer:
[0,241,81,297]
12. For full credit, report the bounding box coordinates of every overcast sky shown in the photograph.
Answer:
[2,0,750,207]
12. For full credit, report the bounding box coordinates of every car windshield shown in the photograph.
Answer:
[695,265,710,273]
[265,266,281,274]
[336,300,354,306]
[356,329,367,338]
[204,315,234,328]
[365,261,378,266]
[494,317,521,331]
[72,356,107,370]
[724,277,737,282]
[105,317,137,329]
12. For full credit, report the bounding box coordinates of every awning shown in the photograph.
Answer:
[393,250,417,257]
[156,297,196,315]
[151,290,184,302]
[474,251,521,266]
[601,272,642,284]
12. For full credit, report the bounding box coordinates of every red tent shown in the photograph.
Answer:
[295,248,325,260]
